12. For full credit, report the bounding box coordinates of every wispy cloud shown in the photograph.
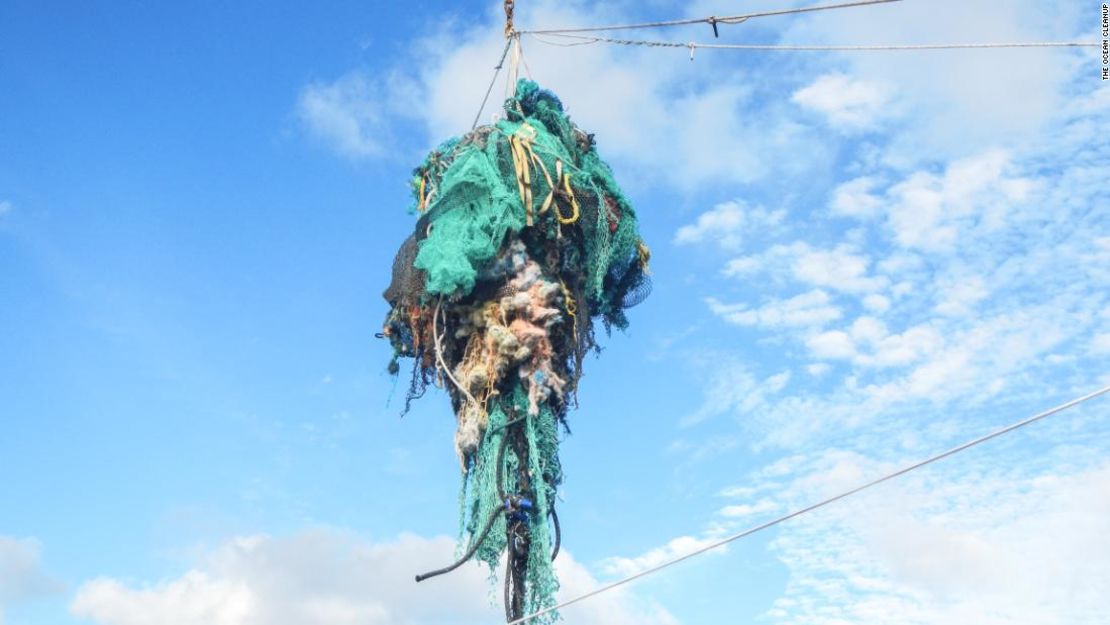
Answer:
[297,73,386,158]
[288,1,1107,622]
[72,531,678,625]
[673,201,784,251]
[792,73,892,131]
[297,72,419,159]
[0,535,63,621]
[766,455,1110,625]
[707,290,842,329]
[599,533,728,579]
[300,0,835,188]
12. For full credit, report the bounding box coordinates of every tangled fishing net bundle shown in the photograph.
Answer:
[381,79,650,619]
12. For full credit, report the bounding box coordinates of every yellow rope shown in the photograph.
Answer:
[530,153,556,216]
[509,134,532,225]
[511,124,549,226]
[555,172,580,225]
[509,124,578,227]
[637,240,652,274]
[560,279,578,344]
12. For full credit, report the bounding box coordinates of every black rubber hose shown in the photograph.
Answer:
[415,507,500,582]
[504,522,528,622]
[549,506,561,561]
[418,414,524,584]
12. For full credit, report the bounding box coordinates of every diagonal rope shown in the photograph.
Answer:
[506,383,1110,624]
[472,37,515,130]
[530,32,1100,52]
[517,0,903,35]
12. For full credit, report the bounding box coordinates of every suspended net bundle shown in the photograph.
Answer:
[381,79,650,620]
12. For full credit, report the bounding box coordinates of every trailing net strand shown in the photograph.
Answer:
[383,79,651,624]
[506,384,1110,624]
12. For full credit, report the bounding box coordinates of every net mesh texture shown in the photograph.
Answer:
[381,79,650,620]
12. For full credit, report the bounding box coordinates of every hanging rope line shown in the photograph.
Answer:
[471,37,515,130]
[529,33,1100,53]
[506,383,1110,624]
[517,0,902,36]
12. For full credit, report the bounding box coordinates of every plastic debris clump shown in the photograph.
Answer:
[381,79,650,619]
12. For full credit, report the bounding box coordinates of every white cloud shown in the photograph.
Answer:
[862,294,891,313]
[0,536,61,622]
[673,201,784,251]
[74,572,253,625]
[598,2,1104,622]
[792,73,891,130]
[831,176,884,218]
[707,290,842,329]
[0,201,11,216]
[297,72,410,159]
[806,363,832,377]
[382,1,835,189]
[718,498,779,520]
[933,275,989,316]
[885,150,1035,252]
[680,360,792,427]
[720,242,887,295]
[600,534,726,579]
[782,0,1088,163]
[792,244,888,294]
[856,322,942,369]
[1091,333,1110,355]
[809,318,945,369]
[71,531,675,625]
[721,255,761,277]
[806,330,855,360]
[856,306,1075,404]
[769,458,1110,625]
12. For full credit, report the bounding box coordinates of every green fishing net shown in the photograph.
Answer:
[381,79,650,620]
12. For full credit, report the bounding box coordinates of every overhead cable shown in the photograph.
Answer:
[516,0,903,36]
[529,33,1100,54]
[506,383,1110,624]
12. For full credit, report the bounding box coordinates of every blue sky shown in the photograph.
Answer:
[1,1,1108,624]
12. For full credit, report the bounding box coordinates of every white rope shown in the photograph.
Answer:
[506,383,1110,624]
[506,34,523,99]
[530,33,1100,52]
[432,297,479,408]
[518,36,535,80]
[518,0,903,35]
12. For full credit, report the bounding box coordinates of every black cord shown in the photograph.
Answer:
[414,507,500,582]
[504,534,515,621]
[417,412,525,584]
[505,518,529,621]
[549,506,561,561]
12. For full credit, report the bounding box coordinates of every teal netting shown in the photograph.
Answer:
[380,79,650,621]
